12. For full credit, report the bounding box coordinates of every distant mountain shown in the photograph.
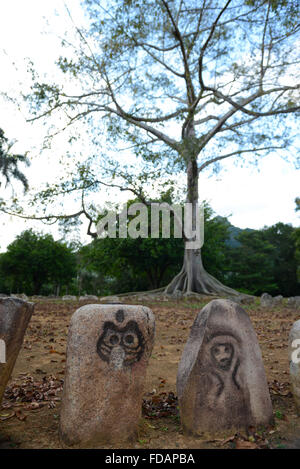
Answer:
[214,216,254,248]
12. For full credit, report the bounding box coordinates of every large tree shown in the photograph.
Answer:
[0,229,76,295]
[78,199,230,293]
[0,128,29,192]
[225,223,299,296]
[4,0,300,295]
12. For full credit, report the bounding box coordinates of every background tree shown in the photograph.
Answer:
[4,0,299,295]
[77,200,232,294]
[225,222,299,296]
[0,229,76,295]
[293,197,300,283]
[263,222,299,296]
[0,128,29,192]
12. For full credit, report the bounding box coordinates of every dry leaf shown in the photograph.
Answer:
[236,439,258,449]
[15,410,27,421]
[0,412,15,421]
[221,435,236,445]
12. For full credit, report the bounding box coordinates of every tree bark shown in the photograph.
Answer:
[165,248,238,296]
[165,152,239,297]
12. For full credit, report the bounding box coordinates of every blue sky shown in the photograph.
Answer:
[0,1,299,250]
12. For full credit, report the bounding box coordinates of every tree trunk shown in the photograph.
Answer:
[165,155,239,297]
[165,248,238,296]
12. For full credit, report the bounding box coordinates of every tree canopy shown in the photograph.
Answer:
[0,212,298,297]
[0,128,30,192]
[225,222,299,296]
[0,229,76,295]
[77,200,231,292]
[2,0,299,295]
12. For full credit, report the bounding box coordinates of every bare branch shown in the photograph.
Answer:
[199,90,262,149]
[136,40,185,78]
[259,1,271,87]
[194,115,219,125]
[0,207,85,224]
[102,72,180,150]
[198,0,232,91]
[211,85,300,118]
[134,41,180,52]
[161,0,196,104]
[198,145,285,172]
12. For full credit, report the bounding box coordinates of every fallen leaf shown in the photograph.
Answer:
[221,435,236,445]
[15,410,27,421]
[236,439,258,449]
[0,412,15,421]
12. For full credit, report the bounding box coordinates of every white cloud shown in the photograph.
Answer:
[0,1,298,252]
[199,155,299,229]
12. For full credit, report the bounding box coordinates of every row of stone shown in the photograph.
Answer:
[0,293,119,302]
[59,300,299,447]
[260,293,300,308]
[3,292,300,308]
[1,297,300,448]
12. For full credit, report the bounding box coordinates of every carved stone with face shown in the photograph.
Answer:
[177,299,273,435]
[97,317,145,369]
[0,298,34,406]
[210,342,234,371]
[60,304,155,448]
[289,319,300,414]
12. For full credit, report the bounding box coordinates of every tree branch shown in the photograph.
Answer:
[198,0,232,91]
[203,85,300,119]
[198,145,285,172]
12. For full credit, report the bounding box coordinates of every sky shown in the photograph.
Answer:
[0,0,299,251]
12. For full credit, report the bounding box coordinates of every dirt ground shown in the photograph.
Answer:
[0,296,300,450]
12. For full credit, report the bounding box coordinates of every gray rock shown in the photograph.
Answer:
[170,291,183,299]
[62,295,77,301]
[11,293,29,301]
[287,297,300,309]
[235,295,256,305]
[0,298,34,405]
[177,299,273,436]
[99,295,122,304]
[273,295,283,306]
[79,295,99,301]
[183,292,203,299]
[136,295,152,302]
[289,319,300,415]
[260,293,274,308]
[59,304,155,447]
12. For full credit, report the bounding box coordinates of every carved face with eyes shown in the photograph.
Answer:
[97,317,145,369]
[210,342,234,371]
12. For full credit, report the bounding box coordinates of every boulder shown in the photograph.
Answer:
[11,293,29,301]
[260,293,274,308]
[62,295,77,301]
[79,295,99,301]
[235,295,256,305]
[170,291,183,300]
[177,299,273,436]
[287,297,300,309]
[289,320,300,414]
[60,304,155,447]
[99,295,122,304]
[183,292,204,299]
[273,295,283,307]
[0,298,34,404]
